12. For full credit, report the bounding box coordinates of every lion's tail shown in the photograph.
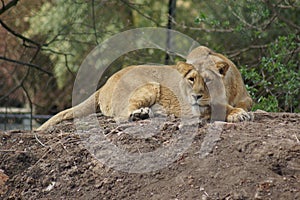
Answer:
[36,92,99,131]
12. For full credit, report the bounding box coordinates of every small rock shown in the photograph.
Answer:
[213,121,236,130]
[44,181,56,192]
[0,169,9,195]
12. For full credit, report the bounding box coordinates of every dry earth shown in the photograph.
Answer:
[0,111,299,200]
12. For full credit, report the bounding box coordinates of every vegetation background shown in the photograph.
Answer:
[0,0,299,122]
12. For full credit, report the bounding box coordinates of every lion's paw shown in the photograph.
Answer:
[227,108,253,122]
[129,107,153,121]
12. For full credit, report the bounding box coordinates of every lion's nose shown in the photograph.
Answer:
[192,94,202,101]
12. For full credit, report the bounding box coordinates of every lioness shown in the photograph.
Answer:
[186,46,253,122]
[37,62,209,131]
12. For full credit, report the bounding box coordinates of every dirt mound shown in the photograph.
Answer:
[1,111,299,199]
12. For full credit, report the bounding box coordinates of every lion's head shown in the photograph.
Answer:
[186,46,231,78]
[176,60,229,121]
[175,61,212,117]
[186,46,253,122]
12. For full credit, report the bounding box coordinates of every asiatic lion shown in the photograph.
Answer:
[37,61,209,131]
[186,46,253,122]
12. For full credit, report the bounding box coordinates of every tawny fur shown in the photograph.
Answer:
[186,46,253,122]
[37,62,208,131]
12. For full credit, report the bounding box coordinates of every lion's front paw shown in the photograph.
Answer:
[129,107,153,121]
[227,108,253,122]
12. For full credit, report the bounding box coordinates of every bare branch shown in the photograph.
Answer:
[0,66,28,102]
[0,19,41,47]
[64,54,75,78]
[21,76,33,129]
[91,0,99,45]
[175,21,235,33]
[120,0,160,26]
[265,0,300,30]
[226,44,269,58]
[0,56,53,75]
[0,0,19,15]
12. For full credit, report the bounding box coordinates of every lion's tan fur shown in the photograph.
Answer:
[186,46,253,122]
[37,62,206,131]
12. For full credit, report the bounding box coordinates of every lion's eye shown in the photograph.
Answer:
[188,77,194,83]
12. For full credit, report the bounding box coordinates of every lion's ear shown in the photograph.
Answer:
[216,61,229,76]
[176,61,194,77]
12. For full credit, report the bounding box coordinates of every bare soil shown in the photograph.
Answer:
[0,111,299,200]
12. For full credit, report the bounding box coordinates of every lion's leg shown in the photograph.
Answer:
[226,96,254,122]
[127,82,160,121]
[226,104,252,122]
[235,96,253,112]
[130,107,154,121]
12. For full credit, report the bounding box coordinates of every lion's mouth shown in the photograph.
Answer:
[191,102,210,106]
[198,101,210,106]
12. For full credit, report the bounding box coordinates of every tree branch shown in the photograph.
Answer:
[0,67,28,102]
[265,0,300,30]
[91,0,99,45]
[226,44,269,58]
[0,0,19,15]
[120,0,160,26]
[0,56,53,76]
[176,21,235,33]
[0,19,41,47]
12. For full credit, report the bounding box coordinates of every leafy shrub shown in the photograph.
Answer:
[241,34,299,112]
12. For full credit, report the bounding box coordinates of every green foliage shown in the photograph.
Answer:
[26,0,127,88]
[25,0,171,88]
[241,34,299,112]
[254,96,279,112]
[26,1,87,87]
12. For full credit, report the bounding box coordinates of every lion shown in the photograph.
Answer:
[37,61,210,131]
[186,45,253,122]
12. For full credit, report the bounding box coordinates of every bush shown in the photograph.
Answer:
[241,34,299,112]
